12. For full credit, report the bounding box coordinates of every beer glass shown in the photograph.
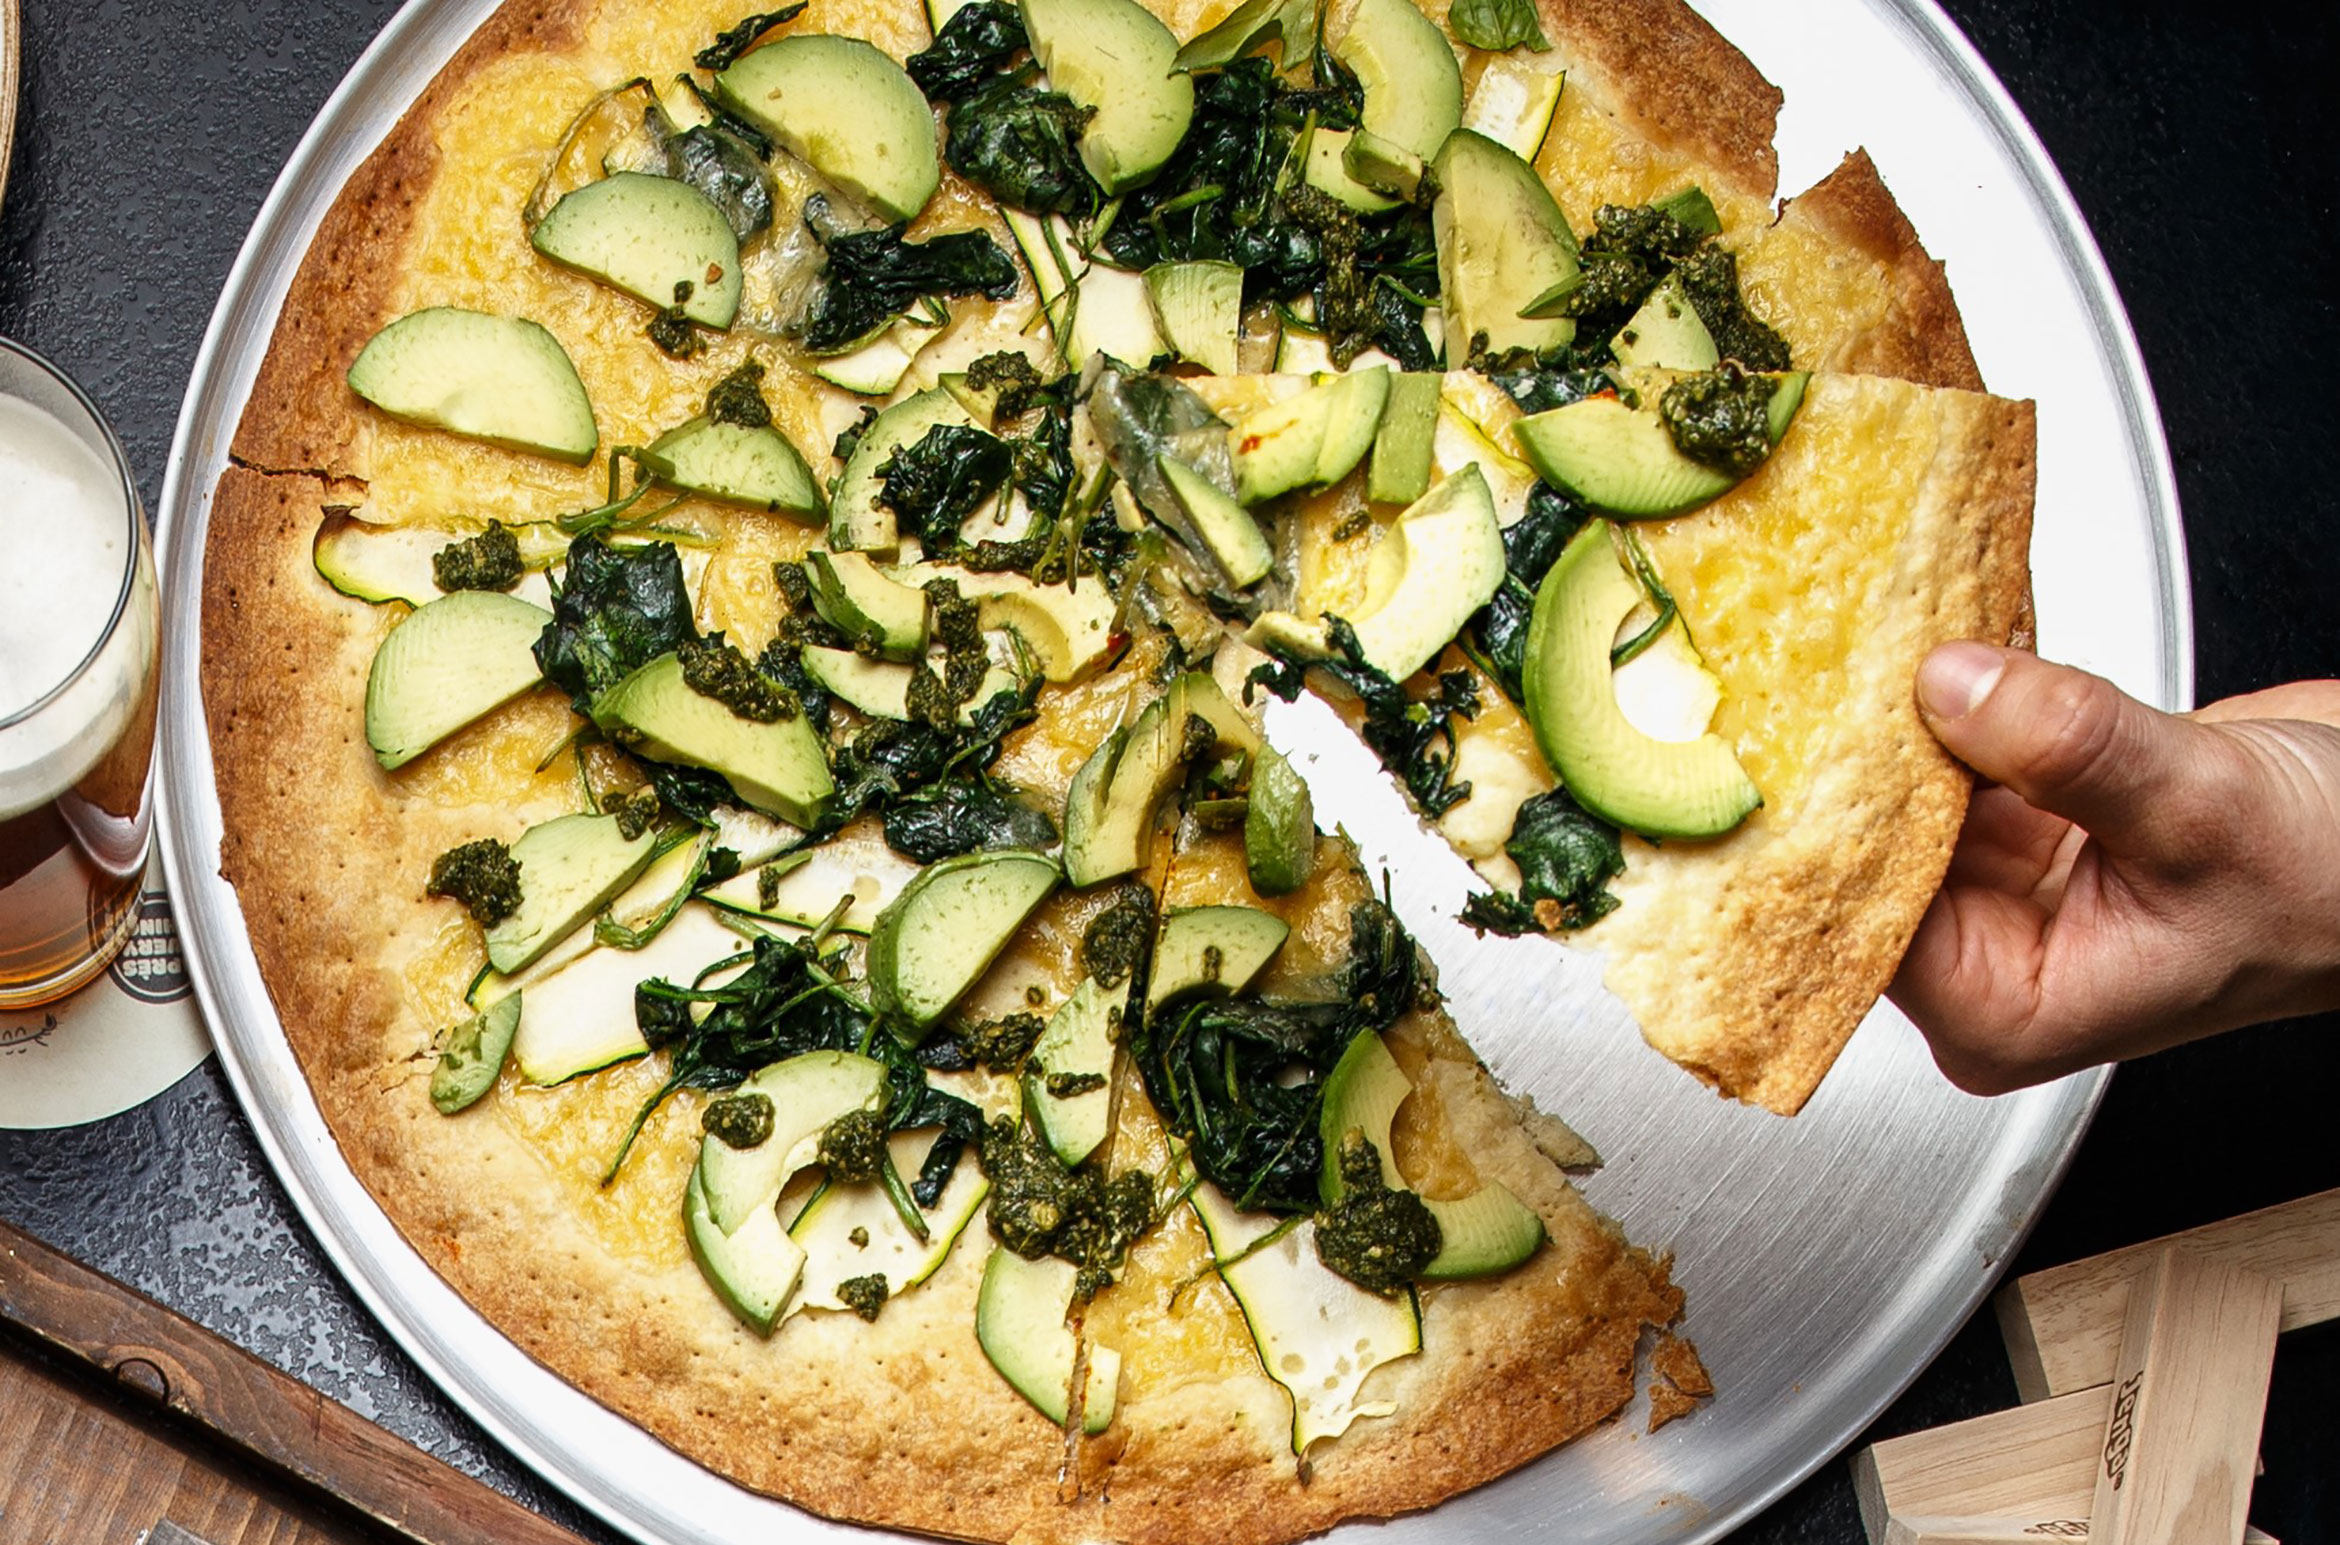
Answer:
[0,338,158,1009]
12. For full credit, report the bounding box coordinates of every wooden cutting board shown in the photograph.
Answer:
[0,1216,591,1545]
[0,0,17,209]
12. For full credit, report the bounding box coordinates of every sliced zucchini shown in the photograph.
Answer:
[701,835,921,935]
[788,1128,991,1313]
[509,904,746,1084]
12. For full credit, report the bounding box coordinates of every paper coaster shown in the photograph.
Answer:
[0,856,212,1130]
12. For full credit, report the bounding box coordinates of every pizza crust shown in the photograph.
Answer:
[196,0,2031,1530]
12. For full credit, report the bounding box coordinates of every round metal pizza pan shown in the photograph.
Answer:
[152,0,2187,1540]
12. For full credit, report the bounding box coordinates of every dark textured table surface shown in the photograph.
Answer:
[3,1,2335,1540]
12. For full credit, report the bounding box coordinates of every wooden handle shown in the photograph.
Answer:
[2086,1246,2280,1545]
[1996,1186,2340,1402]
[0,1216,588,1545]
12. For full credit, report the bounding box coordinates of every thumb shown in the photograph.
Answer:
[1915,643,2208,850]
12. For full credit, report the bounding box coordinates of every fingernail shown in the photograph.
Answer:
[1918,642,2006,722]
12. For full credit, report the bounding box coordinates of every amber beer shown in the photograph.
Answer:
[0,340,158,1010]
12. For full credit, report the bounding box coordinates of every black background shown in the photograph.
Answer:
[2,0,2335,1539]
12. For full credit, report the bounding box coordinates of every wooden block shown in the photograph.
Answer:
[1883,1519,2275,1545]
[2087,1247,2280,1545]
[1854,1385,2113,1536]
[1997,1187,2340,1402]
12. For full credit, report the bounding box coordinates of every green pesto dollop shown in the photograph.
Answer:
[818,1107,890,1183]
[960,1010,1046,1072]
[1079,884,1155,989]
[1659,363,1779,479]
[977,1117,1156,1299]
[705,357,773,429]
[1312,1131,1440,1294]
[677,635,793,723]
[837,1272,890,1322]
[1044,1070,1107,1100]
[1670,247,1790,373]
[964,350,1045,421]
[703,1091,776,1150]
[425,839,522,927]
[432,521,524,594]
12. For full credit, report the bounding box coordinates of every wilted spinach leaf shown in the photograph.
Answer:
[906,1,1030,101]
[878,424,1016,549]
[945,76,1098,216]
[1248,617,1480,817]
[534,535,697,712]
[800,195,1021,353]
[1133,900,1418,1213]
[1469,483,1586,703]
[665,124,775,240]
[695,5,807,71]
[882,776,1058,862]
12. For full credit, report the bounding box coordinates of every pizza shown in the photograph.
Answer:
[194,0,2032,1538]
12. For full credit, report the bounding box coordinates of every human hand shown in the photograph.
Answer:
[1889,643,2340,1094]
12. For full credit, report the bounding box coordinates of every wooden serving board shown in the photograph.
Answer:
[0,0,17,209]
[0,1216,589,1545]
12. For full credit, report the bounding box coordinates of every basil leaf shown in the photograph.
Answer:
[1449,0,1548,53]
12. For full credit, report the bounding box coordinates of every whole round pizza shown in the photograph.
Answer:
[196,0,2033,1537]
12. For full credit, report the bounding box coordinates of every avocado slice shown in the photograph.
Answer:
[1062,674,1257,885]
[1342,128,1427,202]
[1316,1029,1548,1281]
[697,1049,892,1234]
[429,993,523,1115]
[590,652,835,827]
[347,307,597,464]
[1302,127,1401,215]
[363,589,552,769]
[687,1161,808,1335]
[1002,209,1168,369]
[1611,274,1720,373]
[1026,976,1119,1166]
[1146,905,1289,1011]
[1366,371,1440,505]
[902,564,1119,682]
[1243,744,1315,898]
[1432,131,1578,360]
[482,811,662,975]
[1157,454,1272,588]
[831,388,972,554]
[798,646,1019,724]
[713,36,940,223]
[867,849,1062,1035]
[1019,0,1194,194]
[1344,462,1505,681]
[1311,366,1391,487]
[642,416,822,518]
[529,172,743,329]
[788,1127,992,1314]
[1512,372,1806,518]
[806,551,930,660]
[1229,381,1339,505]
[1331,0,1462,166]
[1143,260,1243,376]
[1522,520,1759,839]
[809,323,924,395]
[975,1246,1122,1432]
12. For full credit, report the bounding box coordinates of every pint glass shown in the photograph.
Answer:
[0,338,159,1010]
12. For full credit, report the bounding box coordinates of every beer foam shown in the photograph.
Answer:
[0,393,133,721]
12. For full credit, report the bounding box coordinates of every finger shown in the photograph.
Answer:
[1943,784,2076,894]
[1915,644,2214,861]
[1889,884,2055,1095]
[2191,678,2340,728]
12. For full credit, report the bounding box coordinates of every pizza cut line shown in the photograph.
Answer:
[196,0,2033,1539]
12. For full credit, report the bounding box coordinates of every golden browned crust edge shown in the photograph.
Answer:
[1534,0,1783,201]
[1617,393,2038,1115]
[1774,150,1985,393]
[230,0,600,475]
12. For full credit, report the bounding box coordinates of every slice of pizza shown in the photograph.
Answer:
[191,0,2037,1533]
